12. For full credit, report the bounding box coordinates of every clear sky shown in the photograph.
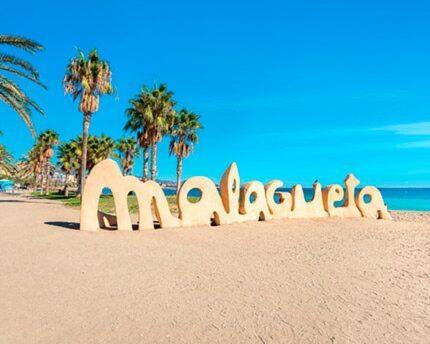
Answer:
[2,0,430,186]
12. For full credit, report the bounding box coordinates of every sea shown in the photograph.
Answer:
[374,188,430,211]
[103,187,430,212]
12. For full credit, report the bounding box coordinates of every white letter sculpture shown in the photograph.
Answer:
[80,159,392,231]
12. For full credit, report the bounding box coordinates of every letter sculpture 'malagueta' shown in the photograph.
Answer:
[80,159,392,231]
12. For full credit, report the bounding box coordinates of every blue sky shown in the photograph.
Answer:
[1,0,430,186]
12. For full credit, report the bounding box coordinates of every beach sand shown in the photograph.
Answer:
[0,193,429,343]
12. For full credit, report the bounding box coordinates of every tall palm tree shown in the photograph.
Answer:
[57,142,79,196]
[169,109,202,193]
[124,84,175,181]
[125,92,151,181]
[0,35,45,136]
[116,137,139,175]
[147,84,176,180]
[38,129,59,194]
[63,49,113,194]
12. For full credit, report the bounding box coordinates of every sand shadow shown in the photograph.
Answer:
[0,199,25,203]
[0,198,63,205]
[45,220,157,231]
[45,221,80,230]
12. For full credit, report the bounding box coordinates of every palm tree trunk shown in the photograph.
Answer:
[142,147,149,181]
[45,161,50,195]
[127,163,132,176]
[150,144,157,181]
[40,166,45,194]
[144,148,149,180]
[34,173,40,192]
[126,161,132,176]
[176,156,183,194]
[125,153,131,176]
[122,160,126,176]
[63,172,70,197]
[39,171,43,193]
[76,172,81,193]
[78,112,91,196]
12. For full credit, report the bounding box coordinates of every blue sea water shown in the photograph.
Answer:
[378,188,430,211]
[104,187,430,212]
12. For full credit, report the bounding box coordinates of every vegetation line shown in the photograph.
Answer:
[30,192,201,215]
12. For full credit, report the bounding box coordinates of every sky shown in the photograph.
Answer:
[1,0,430,187]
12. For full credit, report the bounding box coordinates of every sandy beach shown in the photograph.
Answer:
[0,193,429,343]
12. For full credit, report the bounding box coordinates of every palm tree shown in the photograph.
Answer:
[98,134,115,159]
[124,92,152,181]
[57,142,79,196]
[0,143,14,176]
[116,137,139,175]
[87,134,115,170]
[69,134,115,173]
[0,35,45,136]
[169,109,202,193]
[147,84,176,180]
[124,84,175,181]
[38,130,59,194]
[18,144,44,191]
[63,49,113,194]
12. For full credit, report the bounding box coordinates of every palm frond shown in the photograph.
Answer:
[0,88,34,136]
[0,35,43,54]
[168,108,202,159]
[63,48,113,114]
[0,63,45,88]
[0,74,44,116]
[0,53,40,78]
[0,143,15,176]
[0,35,45,136]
